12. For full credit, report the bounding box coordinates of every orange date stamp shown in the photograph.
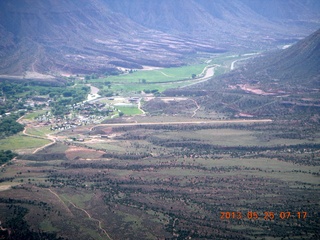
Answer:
[220,211,307,220]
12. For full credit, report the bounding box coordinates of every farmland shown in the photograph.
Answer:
[85,56,236,95]
[0,134,51,152]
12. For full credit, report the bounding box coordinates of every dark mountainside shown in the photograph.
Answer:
[0,0,319,77]
[190,29,320,119]
[106,0,319,39]
[220,28,320,89]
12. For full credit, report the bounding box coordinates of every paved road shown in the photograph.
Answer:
[180,66,216,88]
[230,53,259,70]
[85,84,101,102]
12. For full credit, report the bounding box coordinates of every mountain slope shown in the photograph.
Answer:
[0,0,319,77]
[0,0,221,76]
[106,0,320,43]
[193,29,320,119]
[226,28,320,89]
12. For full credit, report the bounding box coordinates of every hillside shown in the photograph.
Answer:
[0,0,209,76]
[105,0,320,45]
[224,29,320,89]
[188,29,320,119]
[0,0,319,77]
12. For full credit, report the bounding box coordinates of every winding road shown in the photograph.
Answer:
[48,189,73,215]
[138,98,146,115]
[190,99,200,118]
[48,189,113,239]
[21,127,56,154]
[67,200,113,239]
[230,58,250,70]
[230,53,259,70]
[180,65,217,88]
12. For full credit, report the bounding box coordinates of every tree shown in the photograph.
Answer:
[192,74,196,79]
[62,91,72,97]
[91,73,98,79]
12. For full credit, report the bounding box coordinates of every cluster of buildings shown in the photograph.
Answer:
[34,102,115,131]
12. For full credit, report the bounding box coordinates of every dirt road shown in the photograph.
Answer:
[91,119,272,130]
[138,98,146,115]
[48,189,73,215]
[67,199,113,239]
[190,99,200,118]
[21,127,56,154]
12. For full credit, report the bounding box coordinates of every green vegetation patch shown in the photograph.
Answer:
[116,106,143,116]
[91,64,209,95]
[0,115,24,138]
[23,110,47,120]
[97,64,206,84]
[40,219,59,233]
[0,150,17,165]
[26,126,52,138]
[61,193,93,209]
[0,134,51,150]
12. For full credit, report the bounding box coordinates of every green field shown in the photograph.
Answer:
[23,110,47,120]
[115,106,143,116]
[85,54,257,95]
[25,126,52,137]
[88,64,208,94]
[96,64,206,84]
[95,54,255,95]
[0,134,50,150]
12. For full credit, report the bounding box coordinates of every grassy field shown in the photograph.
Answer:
[0,134,50,151]
[25,126,52,137]
[23,110,47,120]
[39,219,59,233]
[88,64,209,95]
[85,54,255,95]
[95,64,206,84]
[115,106,143,116]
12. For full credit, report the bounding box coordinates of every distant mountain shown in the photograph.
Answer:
[0,0,319,77]
[194,29,320,119]
[105,0,320,42]
[224,28,320,89]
